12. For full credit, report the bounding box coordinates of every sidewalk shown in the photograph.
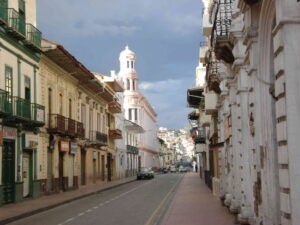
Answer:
[160,173,235,225]
[0,176,136,225]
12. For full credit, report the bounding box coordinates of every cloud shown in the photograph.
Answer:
[139,79,181,91]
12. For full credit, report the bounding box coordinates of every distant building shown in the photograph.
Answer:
[118,46,159,170]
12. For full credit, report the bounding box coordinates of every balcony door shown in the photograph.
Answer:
[0,0,8,21]
[24,76,31,118]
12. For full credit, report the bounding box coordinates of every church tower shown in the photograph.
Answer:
[119,45,138,92]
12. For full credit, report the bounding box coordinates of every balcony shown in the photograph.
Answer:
[109,128,122,139]
[31,103,45,126]
[11,96,31,121]
[206,60,221,94]
[205,92,218,115]
[126,145,139,154]
[48,114,66,134]
[7,8,26,40]
[24,23,42,52]
[211,0,234,64]
[199,43,208,64]
[65,118,76,137]
[194,135,206,144]
[108,101,121,114]
[0,89,12,117]
[89,131,108,146]
[76,121,85,139]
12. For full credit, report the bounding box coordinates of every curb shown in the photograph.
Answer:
[0,178,136,225]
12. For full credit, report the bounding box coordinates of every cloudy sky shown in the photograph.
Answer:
[37,0,202,129]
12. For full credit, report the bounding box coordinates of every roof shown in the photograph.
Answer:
[42,39,104,95]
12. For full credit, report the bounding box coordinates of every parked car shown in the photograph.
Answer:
[170,166,177,173]
[178,165,187,173]
[137,167,154,180]
[162,167,168,173]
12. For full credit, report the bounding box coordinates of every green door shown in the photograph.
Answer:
[2,140,15,204]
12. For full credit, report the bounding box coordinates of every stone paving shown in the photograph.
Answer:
[160,172,235,225]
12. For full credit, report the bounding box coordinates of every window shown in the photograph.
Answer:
[128,108,132,121]
[127,61,129,68]
[129,108,137,122]
[97,113,100,131]
[106,113,110,127]
[134,109,138,121]
[102,114,105,132]
[131,61,134,69]
[19,0,25,17]
[127,79,130,90]
[5,66,13,96]
[69,99,72,118]
[132,80,135,91]
[48,88,52,115]
[89,109,93,131]
[24,76,31,101]
[59,94,63,115]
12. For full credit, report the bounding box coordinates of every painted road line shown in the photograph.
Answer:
[143,175,183,225]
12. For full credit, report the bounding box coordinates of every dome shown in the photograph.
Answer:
[119,45,136,60]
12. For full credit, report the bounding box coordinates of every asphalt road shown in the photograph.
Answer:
[8,173,184,225]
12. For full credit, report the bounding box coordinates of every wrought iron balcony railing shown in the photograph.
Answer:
[65,118,76,137]
[211,0,235,63]
[76,121,85,139]
[48,114,66,134]
[11,96,30,120]
[89,131,108,145]
[0,89,12,116]
[31,103,45,125]
[126,145,139,154]
[25,23,42,50]
[7,8,26,38]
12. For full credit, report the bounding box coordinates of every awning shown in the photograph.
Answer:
[187,87,204,108]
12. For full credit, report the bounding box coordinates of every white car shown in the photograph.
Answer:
[178,166,187,172]
[170,166,177,173]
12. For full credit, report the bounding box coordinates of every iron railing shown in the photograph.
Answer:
[89,131,108,145]
[0,6,8,24]
[211,0,234,46]
[26,23,42,48]
[65,118,76,137]
[31,103,45,124]
[0,89,12,115]
[126,145,139,154]
[48,114,66,134]
[11,96,30,120]
[76,121,85,139]
[7,8,25,36]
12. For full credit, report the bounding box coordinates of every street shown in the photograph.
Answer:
[7,174,184,225]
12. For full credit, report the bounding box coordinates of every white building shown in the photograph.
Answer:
[118,46,159,170]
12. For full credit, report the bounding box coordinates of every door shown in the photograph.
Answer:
[24,76,31,118]
[59,152,64,190]
[69,155,74,188]
[46,150,53,191]
[92,159,96,184]
[0,0,8,21]
[22,152,31,197]
[101,155,105,181]
[2,140,15,204]
[80,149,86,185]
[107,153,112,182]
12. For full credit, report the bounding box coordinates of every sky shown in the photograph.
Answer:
[37,0,202,129]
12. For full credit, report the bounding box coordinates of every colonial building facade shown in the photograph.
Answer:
[194,0,300,225]
[0,0,45,205]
